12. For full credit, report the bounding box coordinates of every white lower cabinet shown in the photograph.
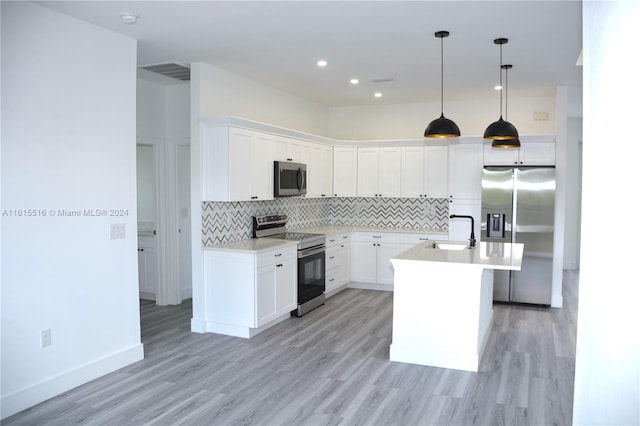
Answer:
[204,245,297,338]
[138,236,158,300]
[325,233,350,296]
[256,251,297,326]
[351,232,402,287]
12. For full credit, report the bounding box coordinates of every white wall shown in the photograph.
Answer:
[573,1,640,424]
[328,96,557,140]
[194,62,330,135]
[564,117,582,270]
[1,2,142,418]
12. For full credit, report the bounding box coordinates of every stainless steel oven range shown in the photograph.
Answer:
[252,214,325,316]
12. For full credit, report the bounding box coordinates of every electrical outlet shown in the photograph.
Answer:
[41,329,52,348]
[110,223,126,240]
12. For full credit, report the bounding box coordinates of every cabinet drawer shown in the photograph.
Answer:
[257,246,296,267]
[326,248,341,269]
[352,232,399,243]
[326,232,350,247]
[399,234,446,245]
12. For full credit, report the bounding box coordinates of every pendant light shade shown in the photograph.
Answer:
[484,38,519,146]
[424,30,460,138]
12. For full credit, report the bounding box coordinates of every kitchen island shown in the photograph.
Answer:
[389,241,524,372]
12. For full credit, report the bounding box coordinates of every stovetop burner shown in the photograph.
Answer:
[252,213,325,250]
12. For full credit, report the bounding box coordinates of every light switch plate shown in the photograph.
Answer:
[110,223,126,240]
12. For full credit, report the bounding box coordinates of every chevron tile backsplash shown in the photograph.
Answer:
[202,197,449,246]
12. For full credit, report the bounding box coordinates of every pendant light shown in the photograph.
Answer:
[484,38,519,145]
[424,30,460,138]
[491,64,521,148]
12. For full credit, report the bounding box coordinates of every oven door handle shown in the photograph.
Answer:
[298,245,325,258]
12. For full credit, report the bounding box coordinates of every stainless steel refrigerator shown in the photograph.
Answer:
[481,167,555,305]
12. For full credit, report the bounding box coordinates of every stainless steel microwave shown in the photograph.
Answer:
[274,161,307,197]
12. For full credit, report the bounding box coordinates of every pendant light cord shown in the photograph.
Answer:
[440,35,444,115]
[499,44,503,118]
[504,66,508,121]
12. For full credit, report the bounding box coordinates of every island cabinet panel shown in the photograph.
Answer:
[325,233,350,297]
[333,146,358,197]
[401,146,448,198]
[357,147,402,197]
[484,141,555,166]
[202,126,274,201]
[350,232,402,287]
[390,263,493,372]
[204,245,296,338]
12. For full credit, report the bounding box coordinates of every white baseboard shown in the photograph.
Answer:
[139,291,156,301]
[180,286,192,301]
[348,281,393,292]
[1,343,144,420]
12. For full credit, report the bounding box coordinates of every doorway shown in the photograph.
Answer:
[136,144,160,301]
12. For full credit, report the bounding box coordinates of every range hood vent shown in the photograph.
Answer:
[140,62,190,81]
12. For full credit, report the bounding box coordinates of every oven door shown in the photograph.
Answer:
[297,245,325,304]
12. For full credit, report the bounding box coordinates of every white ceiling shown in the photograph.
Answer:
[36,1,583,114]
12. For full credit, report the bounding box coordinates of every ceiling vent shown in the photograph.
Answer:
[140,62,190,81]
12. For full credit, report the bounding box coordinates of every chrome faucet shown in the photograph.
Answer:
[450,214,476,247]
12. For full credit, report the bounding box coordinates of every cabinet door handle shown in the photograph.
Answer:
[274,253,282,257]
[373,236,382,239]
[329,256,335,260]
[329,239,336,243]
[329,278,335,282]
[419,237,429,240]
[251,196,258,200]
[277,264,283,267]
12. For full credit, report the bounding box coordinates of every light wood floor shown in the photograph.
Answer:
[4,271,578,425]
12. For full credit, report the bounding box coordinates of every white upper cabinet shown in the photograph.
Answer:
[333,146,358,197]
[307,144,333,198]
[274,136,306,163]
[448,143,483,200]
[203,126,274,201]
[401,145,448,198]
[484,141,555,166]
[358,147,402,197]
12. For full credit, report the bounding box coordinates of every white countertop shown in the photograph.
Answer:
[203,226,448,253]
[300,225,447,237]
[392,241,524,271]
[203,238,298,254]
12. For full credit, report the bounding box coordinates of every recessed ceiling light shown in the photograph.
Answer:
[317,60,327,67]
[350,78,359,85]
[374,92,382,98]
[120,12,138,25]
